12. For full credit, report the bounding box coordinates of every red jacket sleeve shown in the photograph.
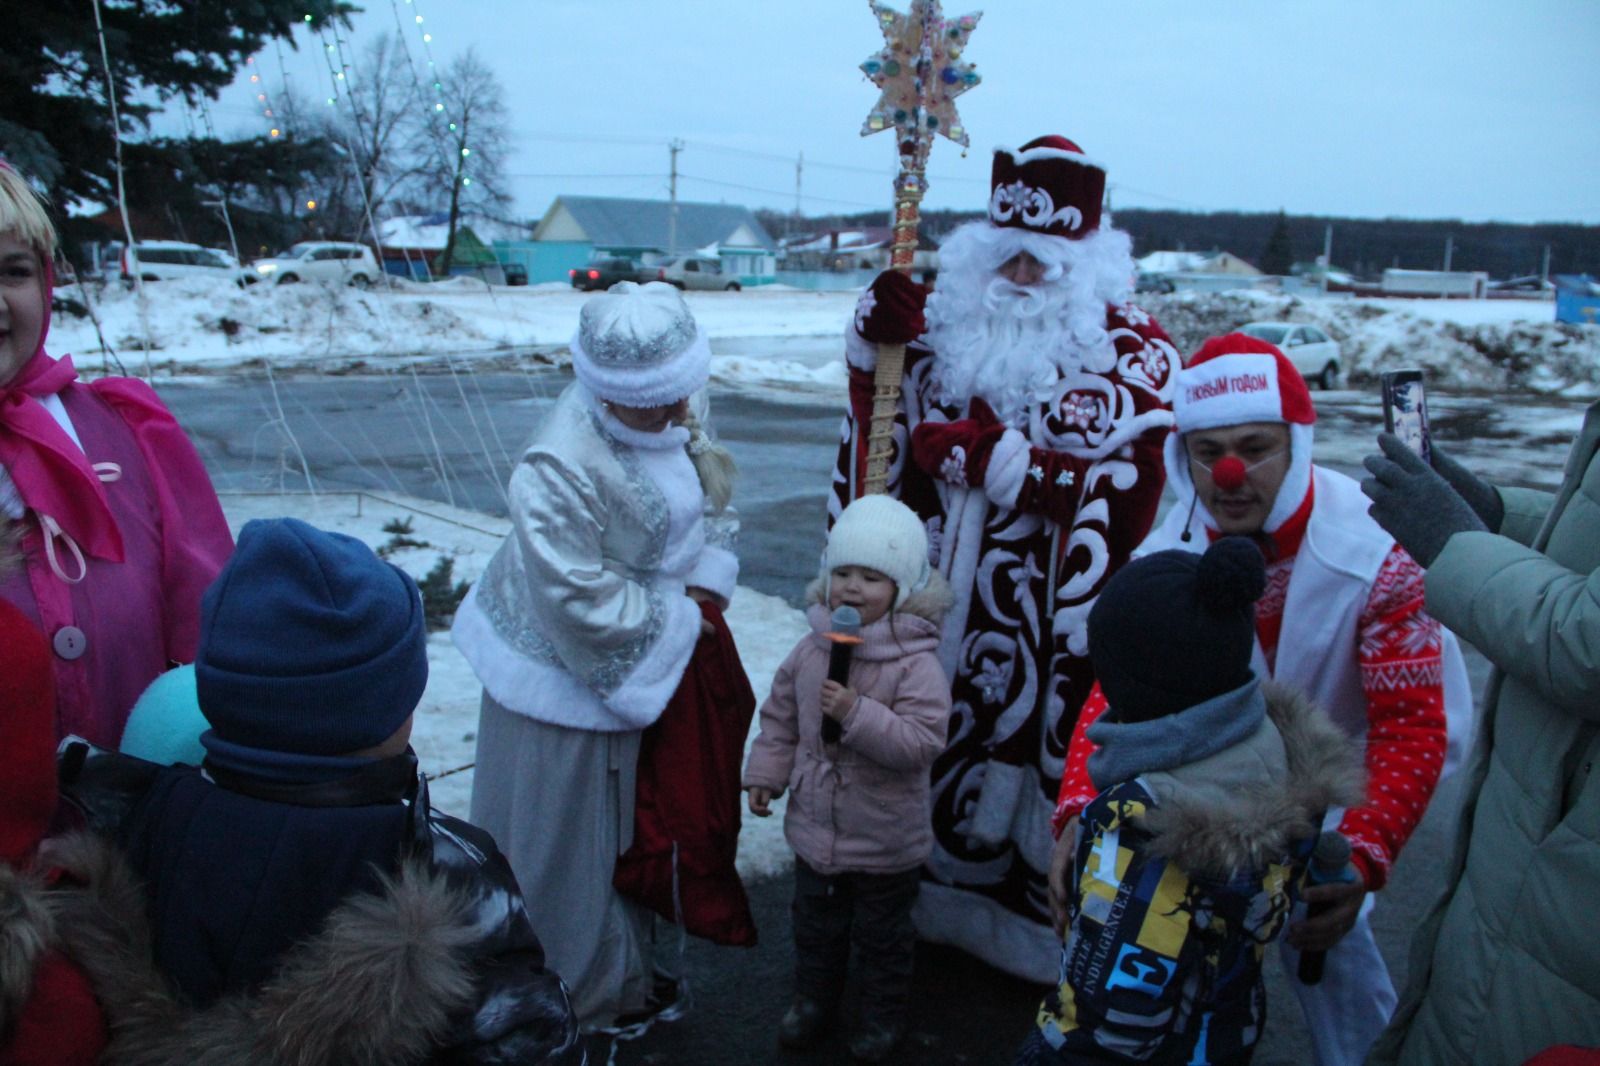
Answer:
[1052,683,1110,837]
[1338,545,1448,890]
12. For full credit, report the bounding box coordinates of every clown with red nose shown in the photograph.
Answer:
[1052,332,1477,1066]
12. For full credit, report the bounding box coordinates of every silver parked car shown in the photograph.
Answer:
[1239,321,1343,389]
[251,241,382,287]
[651,255,741,292]
[121,241,248,286]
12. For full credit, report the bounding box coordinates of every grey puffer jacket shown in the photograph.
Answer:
[743,574,954,876]
[1371,399,1600,1064]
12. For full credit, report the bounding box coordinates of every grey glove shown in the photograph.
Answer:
[1361,433,1487,567]
[1430,445,1504,532]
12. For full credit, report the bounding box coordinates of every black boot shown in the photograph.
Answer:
[848,1018,904,1062]
[778,997,831,1050]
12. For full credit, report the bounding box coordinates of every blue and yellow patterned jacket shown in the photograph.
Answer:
[1036,680,1364,1064]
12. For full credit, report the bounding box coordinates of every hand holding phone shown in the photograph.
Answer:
[1381,369,1431,463]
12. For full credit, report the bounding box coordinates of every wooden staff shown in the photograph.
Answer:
[858,0,980,494]
[863,170,927,494]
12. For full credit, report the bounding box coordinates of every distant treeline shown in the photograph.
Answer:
[759,207,1600,281]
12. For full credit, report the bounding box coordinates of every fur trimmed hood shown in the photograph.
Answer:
[803,567,954,624]
[36,831,572,1066]
[802,569,953,663]
[0,862,53,1035]
[1138,682,1366,880]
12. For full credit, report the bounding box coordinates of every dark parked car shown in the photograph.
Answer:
[569,257,647,291]
[501,261,528,286]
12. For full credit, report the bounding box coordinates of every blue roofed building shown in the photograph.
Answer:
[505,195,778,286]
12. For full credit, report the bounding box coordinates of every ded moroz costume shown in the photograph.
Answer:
[830,136,1178,980]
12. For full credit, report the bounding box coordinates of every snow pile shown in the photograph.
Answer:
[217,490,808,879]
[1143,291,1600,396]
[53,276,857,371]
[53,276,1597,396]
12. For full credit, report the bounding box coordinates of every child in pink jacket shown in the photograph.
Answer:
[743,495,953,1063]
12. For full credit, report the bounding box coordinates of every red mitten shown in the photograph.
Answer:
[854,270,928,345]
[911,406,1006,488]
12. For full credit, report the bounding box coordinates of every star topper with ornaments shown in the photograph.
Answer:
[860,0,981,165]
[856,0,981,495]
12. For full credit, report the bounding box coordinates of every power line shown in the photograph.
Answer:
[502,172,663,180]
[511,129,984,185]
[676,173,883,211]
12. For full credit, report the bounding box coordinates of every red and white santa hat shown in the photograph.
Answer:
[988,135,1106,241]
[1164,333,1317,533]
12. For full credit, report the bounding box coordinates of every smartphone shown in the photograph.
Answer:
[1381,369,1431,463]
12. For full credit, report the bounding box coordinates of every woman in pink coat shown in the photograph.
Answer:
[0,164,232,747]
[743,495,953,1063]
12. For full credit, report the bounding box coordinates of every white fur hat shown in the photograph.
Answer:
[823,495,931,609]
[570,281,711,407]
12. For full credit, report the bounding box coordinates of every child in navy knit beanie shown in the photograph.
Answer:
[51,518,583,1062]
[1019,536,1363,1066]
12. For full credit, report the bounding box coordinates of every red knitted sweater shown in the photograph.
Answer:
[1053,491,1448,890]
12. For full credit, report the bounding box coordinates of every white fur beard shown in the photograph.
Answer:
[923,222,1134,422]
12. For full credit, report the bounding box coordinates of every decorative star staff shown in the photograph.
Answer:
[859,0,981,494]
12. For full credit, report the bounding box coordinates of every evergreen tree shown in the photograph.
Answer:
[1260,210,1295,275]
[1,1,354,204]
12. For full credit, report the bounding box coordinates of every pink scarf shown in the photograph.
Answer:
[0,351,125,565]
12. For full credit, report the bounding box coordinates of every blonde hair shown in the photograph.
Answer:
[680,408,737,515]
[0,166,56,263]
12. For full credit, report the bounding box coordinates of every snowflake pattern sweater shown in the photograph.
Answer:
[1052,494,1448,891]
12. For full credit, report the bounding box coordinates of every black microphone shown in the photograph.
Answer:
[821,605,862,744]
[1178,490,1201,543]
[1297,830,1355,985]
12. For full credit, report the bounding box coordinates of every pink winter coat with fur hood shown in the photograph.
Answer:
[743,572,953,876]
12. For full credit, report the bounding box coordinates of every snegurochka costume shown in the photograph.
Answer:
[453,282,743,1029]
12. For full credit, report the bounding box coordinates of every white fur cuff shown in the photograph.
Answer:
[685,546,739,607]
[844,324,878,372]
[603,591,703,728]
[983,429,1030,508]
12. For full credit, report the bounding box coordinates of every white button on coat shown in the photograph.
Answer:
[53,625,87,661]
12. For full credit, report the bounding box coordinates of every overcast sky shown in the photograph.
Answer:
[198,0,1600,226]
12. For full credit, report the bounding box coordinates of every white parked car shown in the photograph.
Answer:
[1238,321,1343,389]
[251,241,381,287]
[651,255,741,291]
[121,241,247,286]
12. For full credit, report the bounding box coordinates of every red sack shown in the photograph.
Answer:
[613,600,759,946]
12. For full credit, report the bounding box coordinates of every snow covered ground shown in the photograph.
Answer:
[217,489,808,880]
[53,275,1599,396]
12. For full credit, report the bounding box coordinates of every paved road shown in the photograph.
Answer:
[155,367,1569,1065]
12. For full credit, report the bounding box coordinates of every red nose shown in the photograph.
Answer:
[1211,456,1248,492]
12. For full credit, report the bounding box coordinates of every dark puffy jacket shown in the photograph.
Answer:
[53,741,584,1066]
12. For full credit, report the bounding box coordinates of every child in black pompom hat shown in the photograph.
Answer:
[1017,537,1365,1066]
